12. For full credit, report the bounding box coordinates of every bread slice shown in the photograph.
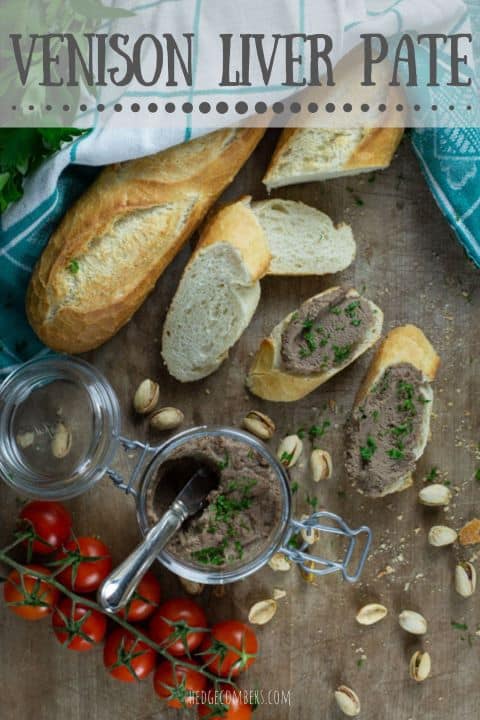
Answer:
[247,287,383,402]
[162,197,271,382]
[263,128,404,190]
[26,128,265,354]
[252,199,355,276]
[346,325,440,498]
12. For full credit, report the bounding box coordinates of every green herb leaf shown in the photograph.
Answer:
[67,259,80,274]
[360,436,377,462]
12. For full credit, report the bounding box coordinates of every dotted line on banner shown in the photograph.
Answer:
[11,102,473,114]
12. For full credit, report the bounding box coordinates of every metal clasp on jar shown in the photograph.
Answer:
[280,511,372,583]
[106,437,157,497]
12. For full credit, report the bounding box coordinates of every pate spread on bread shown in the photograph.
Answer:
[345,325,440,498]
[247,287,383,402]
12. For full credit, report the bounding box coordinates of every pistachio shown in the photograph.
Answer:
[268,552,292,572]
[178,578,204,595]
[277,435,303,468]
[273,588,287,600]
[133,379,159,414]
[398,610,427,635]
[242,410,276,440]
[428,525,458,547]
[418,483,452,507]
[248,599,277,625]
[409,651,431,682]
[310,448,332,482]
[334,686,360,717]
[149,406,184,432]
[455,561,476,598]
[300,513,320,546]
[51,422,72,459]
[16,431,35,449]
[355,603,388,626]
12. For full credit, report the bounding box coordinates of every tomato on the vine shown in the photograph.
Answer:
[118,571,161,623]
[198,686,253,720]
[52,597,107,651]
[56,536,112,593]
[104,627,156,682]
[200,621,258,677]
[153,659,207,708]
[19,500,72,555]
[149,597,208,657]
[3,564,59,621]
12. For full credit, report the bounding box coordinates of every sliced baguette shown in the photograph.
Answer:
[263,127,404,190]
[26,128,265,354]
[247,287,383,402]
[162,197,271,382]
[252,199,355,276]
[347,325,440,498]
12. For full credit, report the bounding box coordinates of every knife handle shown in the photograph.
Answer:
[98,500,187,613]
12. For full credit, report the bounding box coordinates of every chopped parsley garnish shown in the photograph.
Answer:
[388,447,405,460]
[333,344,352,364]
[344,301,362,327]
[234,541,244,559]
[68,259,80,274]
[218,452,229,470]
[305,494,318,511]
[304,332,317,353]
[290,481,299,495]
[329,305,342,316]
[475,469,480,483]
[451,621,468,631]
[360,436,377,462]
[287,533,302,550]
[391,422,412,438]
[426,467,439,482]
[303,318,314,331]
[192,543,227,566]
[308,421,331,440]
[296,428,306,439]
[372,410,380,422]
[280,451,294,465]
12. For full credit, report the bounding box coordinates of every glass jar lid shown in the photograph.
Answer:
[0,356,121,499]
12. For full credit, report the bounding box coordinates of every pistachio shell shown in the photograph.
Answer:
[134,379,159,414]
[455,561,476,598]
[150,406,184,431]
[310,449,332,482]
[409,651,431,682]
[242,411,276,440]
[51,422,72,459]
[273,588,287,600]
[268,552,292,572]
[334,686,360,717]
[356,603,388,626]
[277,435,303,468]
[428,525,458,547]
[17,431,35,449]
[418,484,451,507]
[178,578,204,595]
[248,599,277,625]
[398,610,427,635]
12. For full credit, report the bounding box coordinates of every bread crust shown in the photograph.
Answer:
[26,128,265,353]
[246,287,384,402]
[195,196,271,281]
[350,324,440,498]
[263,127,404,189]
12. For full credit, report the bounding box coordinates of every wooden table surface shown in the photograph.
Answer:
[1,131,479,720]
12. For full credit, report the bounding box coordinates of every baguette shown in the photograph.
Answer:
[263,127,404,190]
[247,287,383,402]
[345,325,440,498]
[26,128,265,353]
[162,197,270,382]
[252,199,355,276]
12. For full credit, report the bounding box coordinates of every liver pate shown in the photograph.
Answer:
[280,288,375,375]
[146,435,282,568]
[345,363,432,497]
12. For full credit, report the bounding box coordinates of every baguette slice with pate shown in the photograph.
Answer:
[263,127,404,190]
[246,287,383,402]
[345,325,440,498]
[162,197,271,382]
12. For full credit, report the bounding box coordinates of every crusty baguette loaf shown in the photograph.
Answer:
[346,325,440,498]
[252,199,355,276]
[26,128,265,353]
[247,287,383,402]
[263,127,404,190]
[162,197,271,382]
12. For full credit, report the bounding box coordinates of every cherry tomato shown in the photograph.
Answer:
[153,659,207,708]
[56,536,112,593]
[52,597,107,651]
[19,501,72,555]
[103,627,156,682]
[3,564,59,621]
[118,571,161,623]
[149,597,208,657]
[200,621,258,677]
[198,686,253,720]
